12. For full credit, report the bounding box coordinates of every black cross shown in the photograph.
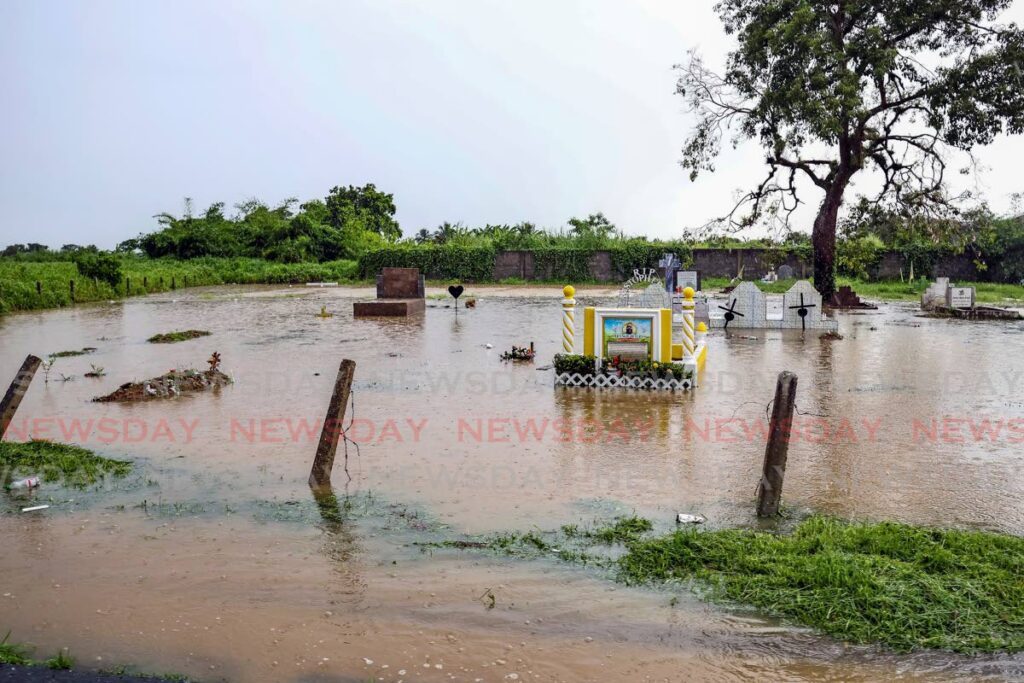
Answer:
[717,299,744,330]
[788,293,817,331]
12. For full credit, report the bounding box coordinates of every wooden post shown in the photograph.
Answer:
[143,276,148,288]
[756,371,798,517]
[309,359,356,488]
[1,355,42,440]
[35,281,41,296]
[126,277,131,294]
[171,276,176,290]
[69,279,75,302]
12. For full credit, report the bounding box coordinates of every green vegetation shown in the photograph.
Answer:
[48,347,96,358]
[701,277,1024,304]
[427,514,1024,653]
[678,0,1024,299]
[620,516,1024,653]
[0,633,31,665]
[0,441,132,487]
[0,256,358,314]
[585,516,653,544]
[147,329,211,344]
[1,633,188,680]
[115,184,397,262]
[553,354,693,381]
[45,649,73,670]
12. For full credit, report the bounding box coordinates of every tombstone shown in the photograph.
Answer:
[639,282,671,309]
[354,267,426,316]
[376,267,425,299]
[921,278,950,311]
[677,270,701,293]
[717,281,766,328]
[776,264,795,280]
[658,253,681,294]
[947,286,975,309]
[782,280,826,329]
[693,296,710,325]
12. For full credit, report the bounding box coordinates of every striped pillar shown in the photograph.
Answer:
[561,285,576,353]
[681,287,696,361]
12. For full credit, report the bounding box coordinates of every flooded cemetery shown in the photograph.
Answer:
[1,278,1023,682]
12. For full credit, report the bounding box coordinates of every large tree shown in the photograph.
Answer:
[678,0,1024,298]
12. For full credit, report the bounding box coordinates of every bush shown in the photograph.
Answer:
[73,251,123,287]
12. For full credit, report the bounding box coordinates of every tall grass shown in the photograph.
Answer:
[619,516,1024,653]
[0,257,358,314]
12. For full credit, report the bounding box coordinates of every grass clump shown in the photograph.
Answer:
[585,515,653,544]
[45,649,73,670]
[146,329,211,344]
[0,440,132,487]
[0,633,31,665]
[618,515,1024,653]
[49,347,96,358]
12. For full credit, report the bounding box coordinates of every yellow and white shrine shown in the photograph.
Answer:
[558,283,708,390]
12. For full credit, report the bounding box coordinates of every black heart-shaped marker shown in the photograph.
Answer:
[448,285,464,299]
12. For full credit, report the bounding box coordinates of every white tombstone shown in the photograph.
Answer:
[947,286,975,309]
[922,278,950,310]
[719,281,766,328]
[782,280,822,327]
[639,282,671,309]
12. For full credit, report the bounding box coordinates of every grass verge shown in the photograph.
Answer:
[0,440,132,488]
[0,256,359,314]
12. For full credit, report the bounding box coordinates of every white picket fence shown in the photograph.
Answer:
[554,372,693,391]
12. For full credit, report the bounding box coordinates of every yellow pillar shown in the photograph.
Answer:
[561,285,576,353]
[681,287,695,362]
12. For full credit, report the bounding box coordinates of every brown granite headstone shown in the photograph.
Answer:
[355,267,426,316]
[377,268,425,299]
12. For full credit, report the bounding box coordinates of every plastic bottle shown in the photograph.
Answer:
[8,476,41,490]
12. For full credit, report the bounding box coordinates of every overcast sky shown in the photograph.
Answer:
[2,0,1023,249]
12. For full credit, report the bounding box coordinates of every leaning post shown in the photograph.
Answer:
[756,371,798,517]
[561,285,576,353]
[309,359,357,488]
[1,355,42,440]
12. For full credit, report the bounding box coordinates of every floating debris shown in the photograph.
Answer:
[94,353,231,403]
[22,505,49,513]
[676,513,706,524]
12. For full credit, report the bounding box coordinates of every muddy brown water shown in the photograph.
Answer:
[1,285,1022,682]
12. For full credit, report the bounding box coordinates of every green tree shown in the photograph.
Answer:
[325,184,401,240]
[678,0,1024,299]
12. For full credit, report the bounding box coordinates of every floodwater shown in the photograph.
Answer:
[1,284,1023,682]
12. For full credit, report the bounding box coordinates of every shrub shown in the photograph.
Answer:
[73,251,123,287]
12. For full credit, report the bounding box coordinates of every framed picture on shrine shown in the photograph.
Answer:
[583,307,672,363]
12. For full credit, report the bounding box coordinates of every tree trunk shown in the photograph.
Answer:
[811,183,846,302]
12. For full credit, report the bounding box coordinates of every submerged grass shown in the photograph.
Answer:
[0,440,132,487]
[425,513,1024,653]
[48,347,97,358]
[146,329,211,344]
[619,516,1024,653]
